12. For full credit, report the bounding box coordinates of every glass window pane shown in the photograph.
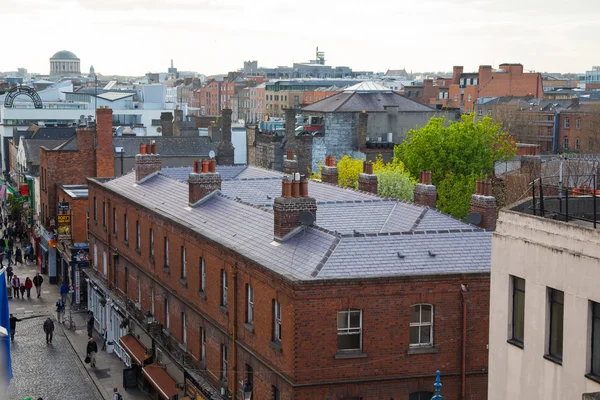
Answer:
[421,305,432,323]
[410,305,420,323]
[513,290,525,341]
[338,333,360,351]
[420,325,431,344]
[337,312,348,329]
[349,311,360,328]
[410,326,420,344]
[592,311,600,374]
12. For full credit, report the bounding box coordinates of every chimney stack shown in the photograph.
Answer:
[413,170,437,208]
[95,106,115,178]
[283,150,299,175]
[358,160,378,194]
[469,179,497,229]
[321,155,338,185]
[189,158,221,206]
[173,106,183,137]
[274,174,316,241]
[135,142,161,183]
[160,112,173,136]
[452,66,464,85]
[217,109,235,165]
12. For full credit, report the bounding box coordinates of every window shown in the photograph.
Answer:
[245,364,253,389]
[112,208,117,235]
[124,266,129,295]
[272,386,280,400]
[221,270,228,307]
[246,284,254,324]
[221,344,228,381]
[200,327,206,362]
[200,257,206,292]
[103,201,107,228]
[337,309,362,351]
[164,237,169,267]
[149,228,154,257]
[563,136,569,150]
[576,118,582,129]
[564,117,570,128]
[410,392,434,400]
[590,302,600,377]
[164,297,170,329]
[93,197,97,221]
[467,94,472,102]
[410,304,433,346]
[137,278,141,303]
[124,213,129,242]
[576,138,581,151]
[182,312,187,345]
[151,286,155,316]
[94,244,98,268]
[103,251,107,277]
[511,276,525,345]
[477,108,483,116]
[181,246,187,279]
[453,93,458,101]
[547,288,564,361]
[273,300,281,341]
[136,221,140,249]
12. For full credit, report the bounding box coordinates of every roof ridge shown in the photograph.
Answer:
[338,228,486,238]
[310,233,341,278]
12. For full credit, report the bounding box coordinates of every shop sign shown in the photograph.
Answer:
[71,246,90,268]
[185,377,208,400]
[58,202,70,212]
[57,215,72,240]
[20,185,29,195]
[75,269,81,305]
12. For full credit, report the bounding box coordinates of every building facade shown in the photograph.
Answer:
[49,50,81,77]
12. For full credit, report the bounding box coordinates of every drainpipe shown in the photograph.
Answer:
[232,263,238,399]
[461,285,468,400]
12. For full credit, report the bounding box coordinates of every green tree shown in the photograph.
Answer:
[337,155,363,189]
[395,114,515,218]
[373,156,416,201]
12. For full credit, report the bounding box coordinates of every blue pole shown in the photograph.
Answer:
[431,370,444,400]
[0,268,13,386]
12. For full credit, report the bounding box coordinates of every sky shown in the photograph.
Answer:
[1,0,599,76]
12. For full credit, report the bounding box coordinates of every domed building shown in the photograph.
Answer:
[49,50,81,77]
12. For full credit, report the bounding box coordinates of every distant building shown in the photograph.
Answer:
[49,50,81,77]
[584,66,600,91]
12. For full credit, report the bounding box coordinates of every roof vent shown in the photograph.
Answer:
[428,250,436,257]
[397,251,405,259]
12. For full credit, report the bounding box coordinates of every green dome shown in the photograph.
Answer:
[51,50,79,60]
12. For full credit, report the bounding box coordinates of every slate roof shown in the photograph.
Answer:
[302,91,436,113]
[112,137,217,158]
[30,127,76,140]
[99,167,491,281]
[23,139,70,165]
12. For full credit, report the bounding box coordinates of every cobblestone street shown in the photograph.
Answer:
[7,317,103,400]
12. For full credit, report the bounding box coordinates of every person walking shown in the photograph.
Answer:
[5,265,12,283]
[9,313,21,341]
[24,244,31,263]
[32,272,43,298]
[6,237,13,267]
[43,317,54,344]
[19,282,25,299]
[24,277,32,298]
[86,311,95,338]
[86,338,98,367]
[14,246,23,266]
[11,275,20,299]
[59,282,68,304]
[112,387,123,400]
[55,298,65,324]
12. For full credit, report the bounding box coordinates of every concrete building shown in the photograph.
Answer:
[489,192,600,400]
[49,50,81,77]
[584,66,600,91]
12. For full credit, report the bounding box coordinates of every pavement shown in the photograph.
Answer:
[6,259,148,400]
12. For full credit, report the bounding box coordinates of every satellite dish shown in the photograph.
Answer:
[209,150,216,159]
[299,211,315,227]
[465,212,482,226]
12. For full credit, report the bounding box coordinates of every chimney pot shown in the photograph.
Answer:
[274,176,317,240]
[188,166,222,206]
[201,160,210,173]
[414,170,437,208]
[282,177,292,198]
[292,179,301,198]
[209,158,217,173]
[139,143,148,155]
[300,177,309,197]
[470,179,497,229]
[150,142,157,154]
[193,160,202,173]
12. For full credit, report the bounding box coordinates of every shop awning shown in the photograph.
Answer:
[119,334,151,365]
[142,363,180,399]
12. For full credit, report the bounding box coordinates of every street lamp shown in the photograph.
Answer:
[240,380,252,400]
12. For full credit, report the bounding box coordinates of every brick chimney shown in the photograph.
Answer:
[273,174,316,241]
[135,142,161,183]
[284,108,296,153]
[478,65,492,84]
[358,161,378,194]
[283,150,299,175]
[357,111,368,149]
[470,180,497,229]
[413,170,437,208]
[160,112,173,137]
[452,66,464,85]
[217,109,235,165]
[189,158,222,206]
[321,155,338,185]
[95,106,115,178]
[173,106,183,137]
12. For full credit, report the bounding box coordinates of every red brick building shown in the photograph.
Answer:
[557,103,600,153]
[86,154,492,400]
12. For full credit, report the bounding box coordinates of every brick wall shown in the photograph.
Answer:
[95,107,115,178]
[254,134,283,171]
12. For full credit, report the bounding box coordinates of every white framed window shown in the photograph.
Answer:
[164,236,169,266]
[467,93,472,102]
[247,285,254,324]
[453,94,458,101]
[201,327,206,362]
[477,108,483,116]
[182,312,187,345]
[564,117,570,129]
[165,297,170,329]
[181,246,187,279]
[124,213,129,242]
[337,309,362,351]
[410,304,433,346]
[221,344,228,381]
[103,201,107,228]
[137,278,141,303]
[112,207,117,235]
[151,286,155,316]
[94,244,98,268]
[103,251,107,277]
[221,270,228,307]
[149,228,154,257]
[273,300,281,341]
[136,221,140,249]
[200,257,206,292]
[576,118,581,129]
[93,197,97,221]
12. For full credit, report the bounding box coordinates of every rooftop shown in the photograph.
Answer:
[112,137,217,158]
[51,50,79,60]
[61,184,89,199]
[96,165,491,282]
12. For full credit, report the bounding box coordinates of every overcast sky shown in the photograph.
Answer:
[2,0,598,76]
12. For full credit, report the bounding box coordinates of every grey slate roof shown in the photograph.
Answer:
[99,167,491,281]
[23,139,70,165]
[112,137,217,158]
[162,166,283,182]
[302,91,436,113]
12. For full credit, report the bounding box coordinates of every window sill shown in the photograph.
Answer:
[94,221,98,225]
[270,340,282,353]
[135,248,141,255]
[123,240,129,247]
[219,305,228,315]
[334,351,367,360]
[407,346,438,355]
[586,373,600,385]
[180,279,187,288]
[102,226,107,232]
[148,256,155,265]
[543,354,562,366]
[163,267,170,275]
[244,323,254,333]
[198,291,206,300]
[507,338,524,349]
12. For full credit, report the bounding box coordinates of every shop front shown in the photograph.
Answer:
[39,226,56,282]
[70,244,89,306]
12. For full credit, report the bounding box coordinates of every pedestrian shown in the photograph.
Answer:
[43,317,54,344]
[86,311,95,338]
[9,313,21,341]
[6,237,12,266]
[113,387,123,400]
[19,282,25,299]
[14,246,22,265]
[24,276,32,298]
[25,244,31,263]
[60,282,68,304]
[5,265,12,283]
[11,275,20,299]
[86,337,98,367]
[102,323,108,351]
[55,298,65,323]
[32,272,43,298]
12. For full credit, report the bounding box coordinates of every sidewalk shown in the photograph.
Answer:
[62,310,149,400]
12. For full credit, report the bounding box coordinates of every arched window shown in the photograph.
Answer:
[410,304,433,346]
[576,137,581,151]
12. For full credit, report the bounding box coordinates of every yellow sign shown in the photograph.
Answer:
[57,215,71,223]
[185,378,207,400]
[57,214,72,239]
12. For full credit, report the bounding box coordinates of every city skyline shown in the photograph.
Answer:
[1,0,598,76]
